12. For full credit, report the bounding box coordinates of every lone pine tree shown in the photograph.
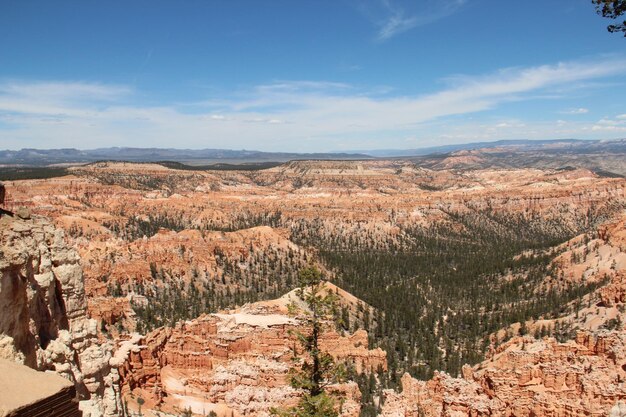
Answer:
[273,265,345,417]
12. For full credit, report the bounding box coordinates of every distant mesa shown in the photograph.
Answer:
[0,139,624,171]
[0,147,373,167]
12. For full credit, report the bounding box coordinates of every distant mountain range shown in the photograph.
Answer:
[405,138,626,176]
[355,138,625,157]
[0,139,624,166]
[0,148,372,166]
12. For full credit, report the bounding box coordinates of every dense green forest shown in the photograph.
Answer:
[290,205,610,382]
[128,243,311,333]
[0,166,69,181]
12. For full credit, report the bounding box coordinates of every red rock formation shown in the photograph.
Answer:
[382,212,626,417]
[88,296,133,328]
[383,330,626,416]
[4,161,626,416]
[5,162,624,313]
[119,295,386,417]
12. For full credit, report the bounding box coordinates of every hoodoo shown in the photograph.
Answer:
[0,182,5,215]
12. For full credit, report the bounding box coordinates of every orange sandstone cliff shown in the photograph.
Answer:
[118,287,387,417]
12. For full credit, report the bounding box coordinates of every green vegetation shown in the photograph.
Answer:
[594,169,625,178]
[289,202,617,381]
[593,0,626,35]
[130,243,309,332]
[272,266,345,417]
[0,166,69,181]
[347,365,386,417]
[103,210,283,240]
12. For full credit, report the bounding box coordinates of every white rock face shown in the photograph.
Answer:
[611,402,626,417]
[0,214,123,416]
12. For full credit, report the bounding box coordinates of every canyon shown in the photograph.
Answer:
[381,211,626,416]
[0,155,625,416]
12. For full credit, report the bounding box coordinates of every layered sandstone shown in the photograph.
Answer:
[4,162,624,316]
[382,330,626,417]
[0,213,123,416]
[7,162,624,232]
[3,161,626,417]
[118,288,386,417]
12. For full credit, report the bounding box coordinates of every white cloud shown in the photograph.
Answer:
[0,81,131,119]
[561,107,589,114]
[369,0,467,41]
[378,13,418,41]
[591,125,626,132]
[243,117,285,124]
[420,118,614,146]
[590,114,626,132]
[255,80,352,94]
[1,56,626,151]
[0,81,130,100]
[495,121,526,128]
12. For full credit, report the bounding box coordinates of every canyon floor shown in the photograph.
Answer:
[1,151,626,416]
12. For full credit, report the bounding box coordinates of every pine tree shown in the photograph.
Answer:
[273,266,345,417]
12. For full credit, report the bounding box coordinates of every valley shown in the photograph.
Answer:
[1,149,625,416]
[5,0,626,415]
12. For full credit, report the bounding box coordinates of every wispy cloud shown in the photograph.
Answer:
[255,80,352,94]
[377,12,418,41]
[0,81,130,103]
[1,56,625,151]
[560,107,589,114]
[591,116,626,132]
[372,0,467,41]
[0,81,132,122]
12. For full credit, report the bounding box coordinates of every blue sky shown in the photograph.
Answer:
[1,0,625,152]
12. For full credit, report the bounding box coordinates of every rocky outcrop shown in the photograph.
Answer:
[4,162,626,417]
[381,212,626,417]
[87,296,134,331]
[0,214,123,417]
[597,215,626,308]
[5,163,624,309]
[0,358,81,417]
[382,330,626,416]
[119,296,386,417]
